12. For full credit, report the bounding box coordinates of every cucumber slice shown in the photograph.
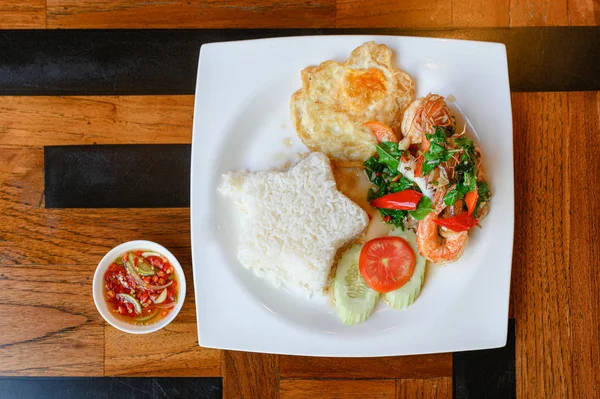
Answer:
[333,245,379,325]
[116,293,142,314]
[130,253,155,276]
[134,310,159,323]
[383,229,427,310]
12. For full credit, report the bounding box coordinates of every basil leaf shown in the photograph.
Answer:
[454,137,476,165]
[472,181,491,218]
[375,142,402,173]
[388,176,415,193]
[421,160,436,176]
[426,128,446,145]
[428,144,446,160]
[363,155,383,174]
[379,208,406,229]
[408,196,433,220]
[477,181,491,201]
[463,171,477,192]
[444,189,459,206]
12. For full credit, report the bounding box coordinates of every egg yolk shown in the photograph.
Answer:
[343,68,387,108]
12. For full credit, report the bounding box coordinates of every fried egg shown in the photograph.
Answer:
[291,42,414,166]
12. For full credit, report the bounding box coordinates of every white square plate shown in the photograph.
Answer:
[191,35,513,357]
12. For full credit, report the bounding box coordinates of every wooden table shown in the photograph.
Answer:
[0,2,598,398]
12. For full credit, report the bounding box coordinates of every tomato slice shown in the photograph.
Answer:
[359,236,416,293]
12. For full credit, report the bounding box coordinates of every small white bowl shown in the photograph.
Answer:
[93,240,186,334]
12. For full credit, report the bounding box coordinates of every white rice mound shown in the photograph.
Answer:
[219,152,369,296]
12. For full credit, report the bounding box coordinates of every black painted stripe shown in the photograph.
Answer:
[1,28,598,95]
[44,145,190,208]
[0,377,222,399]
[453,318,516,399]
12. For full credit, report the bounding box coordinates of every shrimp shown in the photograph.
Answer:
[417,212,468,265]
[399,94,453,151]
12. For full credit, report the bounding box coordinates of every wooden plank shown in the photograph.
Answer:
[280,379,395,399]
[510,92,573,398]
[0,96,193,147]
[279,353,452,378]
[568,0,600,25]
[336,0,453,28]
[567,91,600,398]
[104,323,220,377]
[453,0,510,27]
[0,147,192,266]
[0,0,45,29]
[46,0,335,29]
[510,0,568,26]
[0,265,103,376]
[222,351,279,399]
[397,378,452,399]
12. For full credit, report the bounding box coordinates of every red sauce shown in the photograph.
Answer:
[104,250,179,325]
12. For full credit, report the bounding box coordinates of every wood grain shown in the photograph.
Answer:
[6,0,599,28]
[567,91,600,397]
[453,0,509,27]
[336,0,453,28]
[0,0,45,29]
[568,0,600,24]
[222,351,279,399]
[105,323,220,377]
[46,0,335,29]
[510,92,573,398]
[510,0,569,25]
[0,147,192,266]
[0,265,103,376]
[397,378,452,399]
[280,353,452,378]
[280,379,396,399]
[0,96,193,148]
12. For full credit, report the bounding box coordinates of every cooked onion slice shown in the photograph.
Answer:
[124,259,173,291]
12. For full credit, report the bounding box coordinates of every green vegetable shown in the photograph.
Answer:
[454,137,476,164]
[363,143,423,229]
[440,135,480,206]
[133,310,159,323]
[131,253,155,276]
[422,128,460,175]
[378,208,407,229]
[443,170,475,206]
[473,181,491,218]
[375,142,402,174]
[384,229,427,310]
[333,245,380,325]
[408,196,433,220]
[477,181,491,200]
[116,293,142,314]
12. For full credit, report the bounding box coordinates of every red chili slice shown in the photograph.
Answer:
[370,189,423,211]
[433,212,478,232]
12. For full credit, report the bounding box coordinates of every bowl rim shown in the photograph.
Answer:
[92,240,186,334]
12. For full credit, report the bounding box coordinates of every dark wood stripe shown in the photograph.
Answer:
[453,318,516,399]
[0,28,598,95]
[44,145,190,208]
[0,377,222,398]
